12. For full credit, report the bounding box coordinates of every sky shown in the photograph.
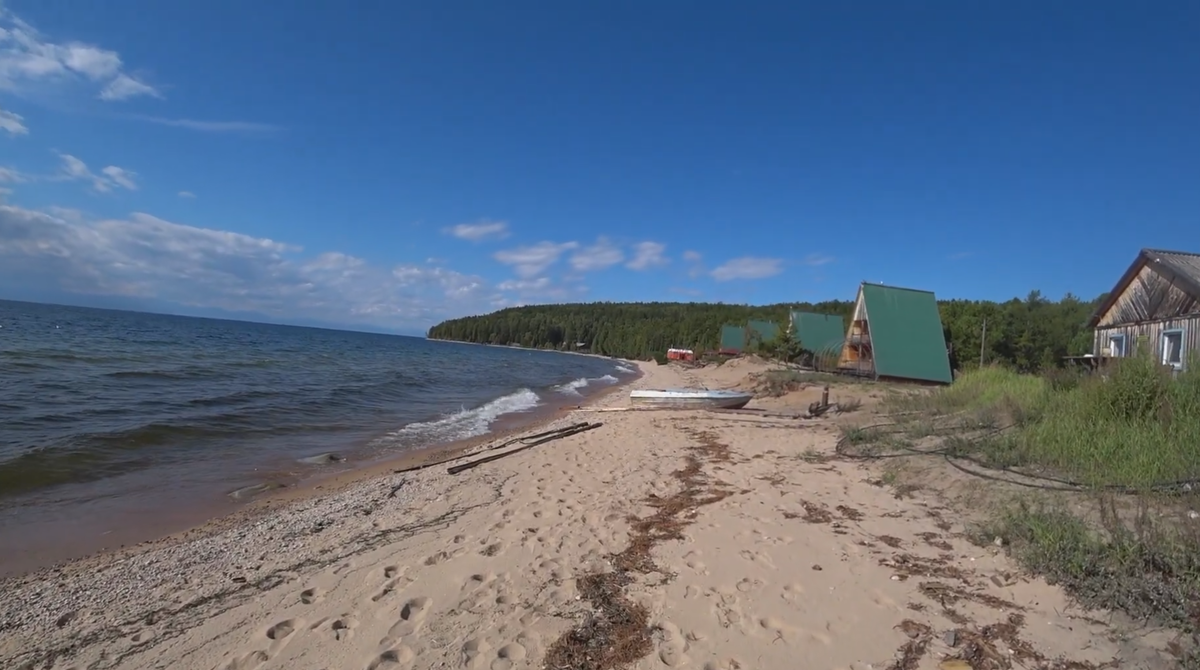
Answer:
[1,2,1198,334]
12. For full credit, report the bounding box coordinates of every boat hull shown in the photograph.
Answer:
[629,388,753,410]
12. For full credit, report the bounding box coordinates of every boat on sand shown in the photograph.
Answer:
[629,388,753,410]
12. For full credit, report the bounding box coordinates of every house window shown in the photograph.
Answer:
[1161,329,1185,370]
[1107,334,1127,357]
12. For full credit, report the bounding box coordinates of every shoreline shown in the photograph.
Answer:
[0,363,641,582]
[424,336,634,364]
[4,357,1168,670]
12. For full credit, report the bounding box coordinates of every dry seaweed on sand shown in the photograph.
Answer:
[887,619,933,670]
[544,429,735,670]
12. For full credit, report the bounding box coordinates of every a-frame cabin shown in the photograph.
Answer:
[838,282,953,384]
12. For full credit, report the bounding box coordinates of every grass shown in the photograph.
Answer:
[849,353,1200,655]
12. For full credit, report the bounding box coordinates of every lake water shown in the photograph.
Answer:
[0,300,635,574]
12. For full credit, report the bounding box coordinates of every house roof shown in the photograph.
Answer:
[1086,248,1200,328]
[789,310,845,355]
[858,282,952,384]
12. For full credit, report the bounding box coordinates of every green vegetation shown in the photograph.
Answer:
[427,291,1101,372]
[842,350,1200,645]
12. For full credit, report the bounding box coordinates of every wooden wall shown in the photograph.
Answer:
[1093,262,1200,368]
[1094,317,1200,366]
[1096,264,1200,327]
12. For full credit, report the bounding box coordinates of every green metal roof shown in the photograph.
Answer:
[746,319,780,344]
[861,283,952,384]
[720,324,746,351]
[789,311,845,356]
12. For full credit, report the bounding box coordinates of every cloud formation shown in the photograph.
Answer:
[493,241,579,278]
[0,106,27,135]
[444,219,509,242]
[0,166,28,184]
[137,117,281,134]
[710,256,783,281]
[178,190,196,199]
[570,238,624,271]
[0,204,500,329]
[626,241,668,270]
[801,253,834,266]
[0,11,160,101]
[55,153,138,192]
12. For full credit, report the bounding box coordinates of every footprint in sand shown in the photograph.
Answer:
[330,614,359,641]
[384,596,432,640]
[384,565,401,579]
[463,638,492,669]
[300,587,322,605]
[224,650,269,670]
[735,577,764,594]
[489,642,527,670]
[373,580,402,603]
[266,619,297,641]
[366,646,415,669]
[425,547,466,565]
[655,621,690,668]
[780,582,805,606]
[480,541,504,557]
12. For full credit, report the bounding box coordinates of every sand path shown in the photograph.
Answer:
[0,361,1174,670]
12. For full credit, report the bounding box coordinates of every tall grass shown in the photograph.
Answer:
[884,352,1200,646]
[891,354,1200,489]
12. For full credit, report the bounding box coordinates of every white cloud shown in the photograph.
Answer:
[137,117,280,134]
[100,165,137,190]
[682,250,703,262]
[178,190,196,198]
[0,107,28,135]
[710,256,783,281]
[570,238,624,271]
[444,219,509,242]
[497,277,551,292]
[493,241,578,278]
[0,204,499,329]
[99,74,161,101]
[626,241,668,270]
[0,11,160,101]
[496,276,585,303]
[55,153,137,193]
[0,166,28,183]
[801,253,834,266]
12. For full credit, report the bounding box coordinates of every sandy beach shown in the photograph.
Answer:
[0,358,1179,670]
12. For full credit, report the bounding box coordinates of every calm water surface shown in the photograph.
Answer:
[0,300,634,574]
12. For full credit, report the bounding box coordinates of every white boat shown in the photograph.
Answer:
[629,388,753,410]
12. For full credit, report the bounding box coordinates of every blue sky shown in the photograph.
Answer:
[1,2,1198,334]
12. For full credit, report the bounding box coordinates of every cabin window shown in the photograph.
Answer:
[1161,329,1185,370]
[1107,334,1127,357]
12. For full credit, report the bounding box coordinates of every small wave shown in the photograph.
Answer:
[553,377,590,396]
[382,388,541,445]
[552,374,619,397]
[614,363,636,374]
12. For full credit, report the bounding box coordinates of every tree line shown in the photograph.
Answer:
[426,291,1103,374]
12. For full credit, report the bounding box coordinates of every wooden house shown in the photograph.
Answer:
[1087,248,1200,371]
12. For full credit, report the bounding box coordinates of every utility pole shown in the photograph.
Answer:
[980,318,988,367]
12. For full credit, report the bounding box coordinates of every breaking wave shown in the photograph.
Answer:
[552,374,620,396]
[379,388,542,446]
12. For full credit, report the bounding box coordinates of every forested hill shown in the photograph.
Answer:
[427,292,1103,373]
